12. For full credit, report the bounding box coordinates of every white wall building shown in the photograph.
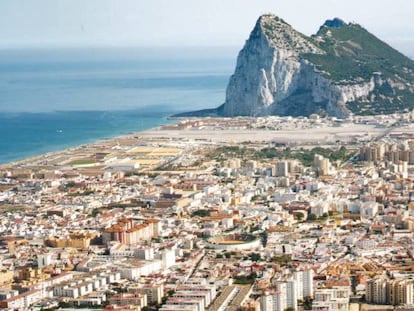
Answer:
[313,286,350,311]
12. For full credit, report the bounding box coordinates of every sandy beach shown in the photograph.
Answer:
[0,120,400,169]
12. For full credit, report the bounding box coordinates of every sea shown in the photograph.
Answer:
[0,47,237,164]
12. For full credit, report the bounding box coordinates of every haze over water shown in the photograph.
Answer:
[0,47,236,164]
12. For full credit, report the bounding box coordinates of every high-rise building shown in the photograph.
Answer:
[366,278,387,304]
[103,218,160,245]
[313,286,350,311]
[261,284,287,311]
[387,279,414,306]
[294,270,314,299]
[264,270,313,311]
[162,248,176,269]
[313,155,330,176]
[286,280,298,310]
[276,161,289,177]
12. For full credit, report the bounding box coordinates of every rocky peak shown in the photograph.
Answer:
[316,18,350,37]
[175,14,414,119]
[259,14,323,54]
[323,18,347,28]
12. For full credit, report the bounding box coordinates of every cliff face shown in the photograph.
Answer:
[221,15,414,118]
[172,14,414,119]
[224,17,302,116]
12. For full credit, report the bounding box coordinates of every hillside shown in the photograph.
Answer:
[175,15,414,118]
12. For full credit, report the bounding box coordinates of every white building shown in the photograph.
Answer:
[261,284,287,311]
[360,201,378,218]
[162,248,176,269]
[276,161,289,177]
[313,286,350,311]
[294,269,314,299]
[311,202,329,218]
[286,280,298,310]
[37,253,52,269]
[366,278,387,304]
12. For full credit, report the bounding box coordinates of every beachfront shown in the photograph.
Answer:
[0,114,404,170]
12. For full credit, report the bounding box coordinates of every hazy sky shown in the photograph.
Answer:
[1,0,414,54]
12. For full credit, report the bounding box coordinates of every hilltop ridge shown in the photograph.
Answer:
[175,14,414,118]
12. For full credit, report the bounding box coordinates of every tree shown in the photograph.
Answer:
[304,295,313,310]
[307,213,317,221]
[233,272,257,284]
[191,210,210,217]
[65,181,75,188]
[91,208,100,217]
[249,252,261,262]
[295,213,304,221]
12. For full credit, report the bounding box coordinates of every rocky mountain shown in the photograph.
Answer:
[176,15,414,118]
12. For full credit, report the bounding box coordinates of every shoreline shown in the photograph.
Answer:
[0,116,398,170]
[0,124,167,169]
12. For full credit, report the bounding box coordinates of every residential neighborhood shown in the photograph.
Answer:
[1,114,414,310]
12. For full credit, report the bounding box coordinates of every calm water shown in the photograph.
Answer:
[0,47,236,164]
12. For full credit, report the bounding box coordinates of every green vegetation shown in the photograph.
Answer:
[270,254,292,264]
[69,159,97,166]
[191,210,211,217]
[305,24,414,83]
[208,146,254,162]
[233,272,257,284]
[67,188,95,196]
[65,181,75,188]
[224,251,237,259]
[295,213,305,221]
[91,208,100,217]
[248,252,261,261]
[207,145,353,167]
[0,205,30,214]
[303,296,313,310]
[300,23,414,115]
[259,231,268,247]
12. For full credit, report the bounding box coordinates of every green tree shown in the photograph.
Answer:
[295,213,304,221]
[249,252,261,262]
[304,296,313,310]
[191,210,210,217]
[91,208,100,217]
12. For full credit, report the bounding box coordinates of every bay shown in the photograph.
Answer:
[0,47,236,164]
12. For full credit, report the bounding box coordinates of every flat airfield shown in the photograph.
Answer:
[140,123,386,144]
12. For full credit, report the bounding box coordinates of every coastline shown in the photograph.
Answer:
[0,124,168,169]
[0,116,401,170]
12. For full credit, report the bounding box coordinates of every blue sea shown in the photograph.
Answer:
[0,47,236,164]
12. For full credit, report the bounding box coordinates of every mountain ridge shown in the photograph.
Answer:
[174,14,414,118]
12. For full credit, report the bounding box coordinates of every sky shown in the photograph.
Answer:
[1,0,414,55]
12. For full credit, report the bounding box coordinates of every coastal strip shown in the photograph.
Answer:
[0,114,410,172]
